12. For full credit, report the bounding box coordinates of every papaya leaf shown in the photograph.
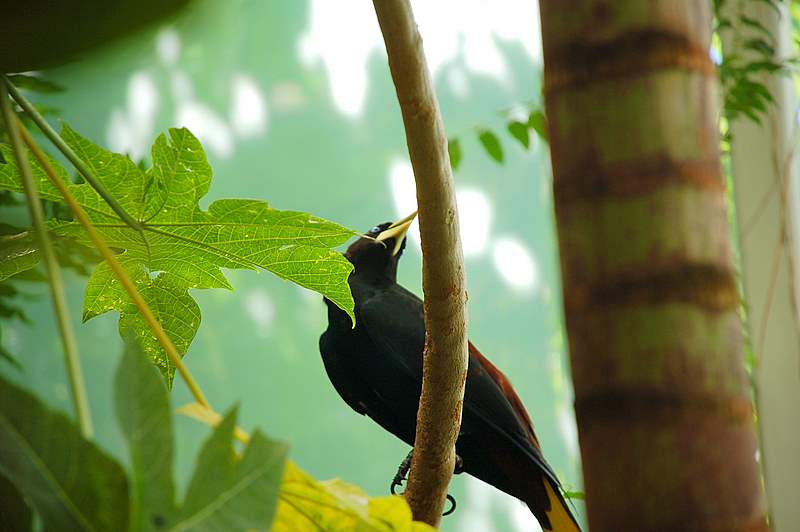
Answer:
[274,462,434,531]
[115,339,177,532]
[174,408,287,532]
[0,232,39,282]
[447,137,462,170]
[477,129,504,163]
[0,374,129,531]
[0,124,358,383]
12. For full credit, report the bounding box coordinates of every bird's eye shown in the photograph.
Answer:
[369,226,381,235]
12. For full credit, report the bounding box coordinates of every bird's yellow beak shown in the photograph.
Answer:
[376,210,417,255]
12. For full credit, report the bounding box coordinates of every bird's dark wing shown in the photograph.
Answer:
[356,282,425,378]
[358,284,557,478]
[355,284,579,530]
[319,327,367,416]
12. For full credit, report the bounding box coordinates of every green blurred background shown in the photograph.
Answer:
[1,1,583,530]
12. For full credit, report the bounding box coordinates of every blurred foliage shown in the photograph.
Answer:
[714,0,795,147]
[0,300,430,531]
[450,104,548,170]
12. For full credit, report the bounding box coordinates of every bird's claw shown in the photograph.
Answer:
[454,454,464,475]
[388,450,460,517]
[443,494,457,516]
[390,450,414,495]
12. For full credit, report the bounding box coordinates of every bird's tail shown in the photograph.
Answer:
[541,479,581,532]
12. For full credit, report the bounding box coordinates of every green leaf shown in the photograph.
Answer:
[274,462,434,531]
[506,121,530,149]
[477,129,504,163]
[174,408,287,532]
[0,373,129,531]
[0,473,32,532]
[527,109,549,142]
[448,137,462,170]
[0,232,39,282]
[115,339,177,531]
[0,125,358,383]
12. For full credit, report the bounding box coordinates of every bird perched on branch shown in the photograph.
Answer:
[319,212,580,532]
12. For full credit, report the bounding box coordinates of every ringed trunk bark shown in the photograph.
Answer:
[539,2,767,530]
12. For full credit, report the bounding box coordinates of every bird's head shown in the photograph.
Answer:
[345,211,417,281]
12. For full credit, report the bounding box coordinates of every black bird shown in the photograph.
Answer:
[320,213,580,531]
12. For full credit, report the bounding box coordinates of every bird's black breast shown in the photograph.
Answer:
[319,276,424,445]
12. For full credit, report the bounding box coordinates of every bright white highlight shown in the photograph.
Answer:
[245,290,275,337]
[298,1,382,117]
[456,187,492,257]
[492,237,539,293]
[230,74,268,138]
[509,497,544,532]
[176,102,234,159]
[459,478,497,532]
[156,27,181,66]
[388,158,421,248]
[387,159,493,257]
[110,27,269,161]
[299,0,541,117]
[107,71,160,160]
[558,403,580,460]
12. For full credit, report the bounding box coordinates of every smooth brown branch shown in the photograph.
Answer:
[371,0,469,527]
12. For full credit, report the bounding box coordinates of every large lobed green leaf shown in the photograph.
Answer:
[0,124,357,383]
[0,374,129,531]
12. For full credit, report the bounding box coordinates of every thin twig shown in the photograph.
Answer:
[16,121,210,410]
[0,82,93,437]
[3,76,142,232]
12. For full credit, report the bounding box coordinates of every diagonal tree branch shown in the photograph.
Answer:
[371,0,468,526]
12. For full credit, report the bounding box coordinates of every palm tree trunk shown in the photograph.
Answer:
[539,2,767,530]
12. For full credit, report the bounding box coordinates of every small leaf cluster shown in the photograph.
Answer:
[714,0,789,129]
[448,107,547,171]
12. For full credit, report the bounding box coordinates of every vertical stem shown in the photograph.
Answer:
[0,81,93,438]
[372,0,468,526]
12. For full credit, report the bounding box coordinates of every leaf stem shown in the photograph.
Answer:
[3,76,142,232]
[15,118,211,411]
[0,80,94,438]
